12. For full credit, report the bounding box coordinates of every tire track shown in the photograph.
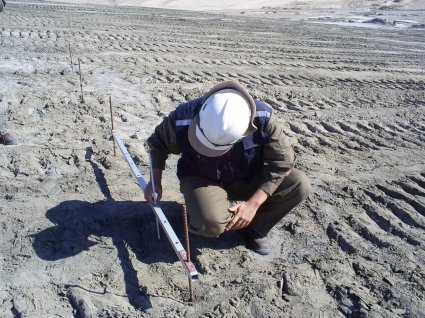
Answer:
[363,188,425,231]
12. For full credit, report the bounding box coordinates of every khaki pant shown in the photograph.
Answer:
[180,168,311,237]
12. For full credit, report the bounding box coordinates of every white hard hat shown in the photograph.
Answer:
[188,82,257,157]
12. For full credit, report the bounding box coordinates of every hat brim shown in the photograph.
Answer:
[188,115,232,158]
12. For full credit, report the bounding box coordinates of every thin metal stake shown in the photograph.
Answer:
[183,204,194,302]
[78,58,84,103]
[68,42,74,72]
[109,96,116,156]
[149,152,160,240]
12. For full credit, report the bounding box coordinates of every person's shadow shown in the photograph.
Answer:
[31,148,242,311]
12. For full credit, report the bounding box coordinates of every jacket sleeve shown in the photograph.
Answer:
[259,114,295,196]
[146,111,181,170]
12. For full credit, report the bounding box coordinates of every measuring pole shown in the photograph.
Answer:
[109,96,117,156]
[112,131,199,282]
[78,58,84,103]
[68,42,74,72]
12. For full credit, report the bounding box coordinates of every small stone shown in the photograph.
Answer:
[383,276,395,286]
[391,308,406,314]
[283,272,299,296]
[229,297,239,307]
[288,221,304,235]
[230,278,242,284]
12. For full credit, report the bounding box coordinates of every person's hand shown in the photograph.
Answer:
[225,189,268,231]
[144,179,163,205]
[144,168,163,205]
[225,201,259,231]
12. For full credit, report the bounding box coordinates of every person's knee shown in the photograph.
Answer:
[187,207,229,237]
[278,169,311,202]
[185,205,229,238]
[296,170,311,200]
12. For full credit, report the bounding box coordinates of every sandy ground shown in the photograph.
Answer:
[1,0,425,317]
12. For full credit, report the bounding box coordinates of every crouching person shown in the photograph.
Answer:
[144,81,310,255]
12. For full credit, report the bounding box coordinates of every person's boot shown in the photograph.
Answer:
[0,133,17,145]
[240,226,271,255]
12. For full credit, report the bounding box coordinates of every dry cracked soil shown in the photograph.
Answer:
[0,1,425,317]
